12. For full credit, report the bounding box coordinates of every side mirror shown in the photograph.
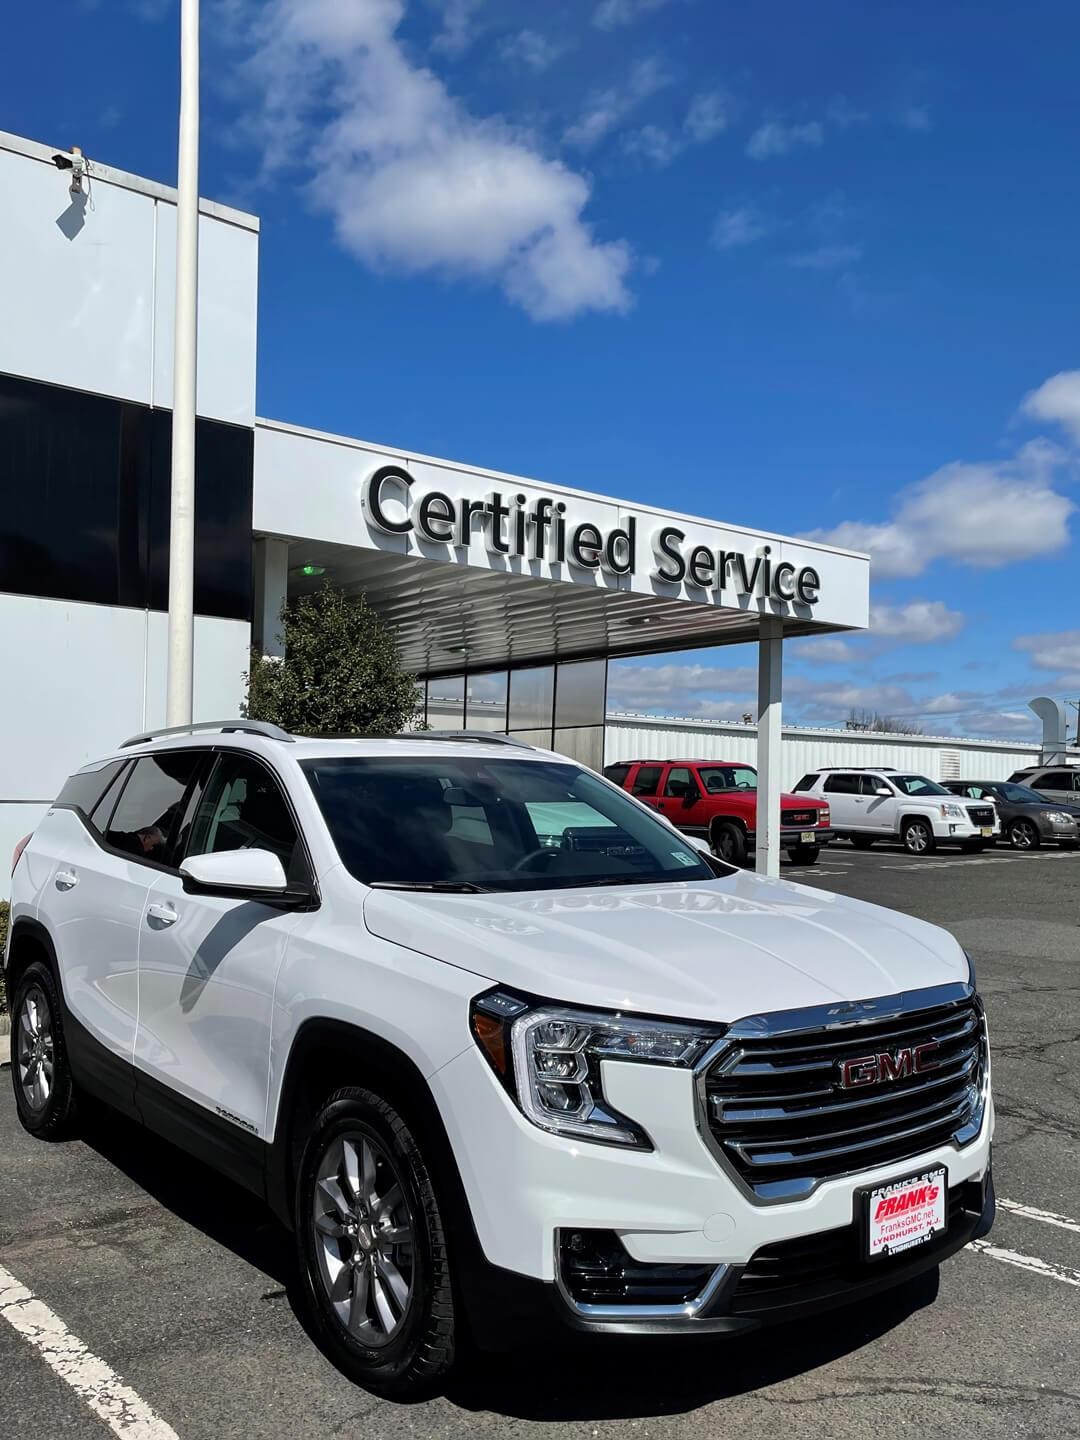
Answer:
[686,835,712,857]
[180,848,298,903]
[875,786,892,796]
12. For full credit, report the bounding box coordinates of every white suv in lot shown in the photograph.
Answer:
[794,767,1000,855]
[7,723,994,1397]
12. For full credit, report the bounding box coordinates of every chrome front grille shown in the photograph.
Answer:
[698,985,987,1201]
[781,808,820,827]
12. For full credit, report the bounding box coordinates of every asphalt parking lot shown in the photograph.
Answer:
[2,841,1079,1440]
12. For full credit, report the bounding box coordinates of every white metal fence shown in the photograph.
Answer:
[604,712,1079,788]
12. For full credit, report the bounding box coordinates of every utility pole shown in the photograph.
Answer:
[165,0,200,725]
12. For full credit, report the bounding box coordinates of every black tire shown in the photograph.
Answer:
[1008,818,1040,851]
[901,818,936,856]
[850,835,875,850]
[711,821,747,867]
[295,1086,455,1399]
[787,845,820,866]
[10,960,78,1139]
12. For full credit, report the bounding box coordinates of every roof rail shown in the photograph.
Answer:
[120,719,295,748]
[397,730,535,748]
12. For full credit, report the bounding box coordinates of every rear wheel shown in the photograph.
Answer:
[295,1086,455,1399]
[11,961,78,1139]
[901,818,936,856]
[711,821,747,866]
[787,845,820,866]
[1008,818,1040,851]
[850,834,875,850]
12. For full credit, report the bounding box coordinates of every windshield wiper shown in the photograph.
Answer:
[368,880,492,894]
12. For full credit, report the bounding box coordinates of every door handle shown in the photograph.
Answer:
[147,903,179,927]
[55,870,79,890]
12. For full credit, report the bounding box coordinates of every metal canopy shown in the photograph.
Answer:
[283,539,860,677]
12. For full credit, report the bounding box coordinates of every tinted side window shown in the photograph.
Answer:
[603,763,631,786]
[860,775,890,795]
[632,765,663,796]
[106,753,202,864]
[187,754,298,868]
[1038,771,1071,790]
[793,774,819,792]
[824,773,858,794]
[663,766,698,798]
[56,760,129,821]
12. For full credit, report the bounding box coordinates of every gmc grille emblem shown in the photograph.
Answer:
[839,1042,939,1089]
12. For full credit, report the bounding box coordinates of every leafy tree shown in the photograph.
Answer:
[245,587,422,736]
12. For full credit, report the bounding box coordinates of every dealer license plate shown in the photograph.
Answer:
[981,828,993,838]
[800,831,816,844]
[863,1166,946,1260]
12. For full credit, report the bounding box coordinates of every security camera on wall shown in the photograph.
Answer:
[51,146,88,195]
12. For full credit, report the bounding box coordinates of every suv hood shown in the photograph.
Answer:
[363,872,969,1023]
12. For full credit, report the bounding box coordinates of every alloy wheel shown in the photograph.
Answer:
[1011,820,1037,850]
[905,823,929,854]
[16,984,55,1114]
[311,1131,416,1347]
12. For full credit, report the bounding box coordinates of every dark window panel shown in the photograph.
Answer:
[554,659,606,729]
[508,666,554,731]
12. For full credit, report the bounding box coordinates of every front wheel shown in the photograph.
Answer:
[711,822,747,867]
[787,845,820,866]
[295,1087,455,1399]
[11,960,78,1139]
[1008,818,1040,851]
[902,819,936,856]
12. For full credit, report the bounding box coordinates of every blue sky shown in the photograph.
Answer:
[4,0,1080,738]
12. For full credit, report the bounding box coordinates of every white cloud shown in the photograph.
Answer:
[623,90,731,169]
[792,636,860,665]
[564,57,672,150]
[224,0,633,323]
[711,204,772,250]
[897,104,933,133]
[431,0,483,56]
[593,0,672,30]
[684,91,730,143]
[498,28,564,73]
[1021,370,1080,445]
[607,663,757,714]
[785,243,862,271]
[808,444,1075,578]
[1015,628,1080,676]
[869,600,965,644]
[746,119,823,160]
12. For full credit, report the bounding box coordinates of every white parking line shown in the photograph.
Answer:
[0,1262,178,1440]
[968,1240,1080,1289]
[999,1197,1080,1238]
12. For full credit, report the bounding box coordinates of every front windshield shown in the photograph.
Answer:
[996,782,1056,804]
[892,774,951,797]
[302,756,719,891]
[700,765,758,793]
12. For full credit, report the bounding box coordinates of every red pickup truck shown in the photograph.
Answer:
[604,758,833,866]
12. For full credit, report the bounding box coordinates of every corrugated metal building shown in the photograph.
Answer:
[603,712,1078,786]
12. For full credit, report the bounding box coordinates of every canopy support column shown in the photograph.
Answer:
[253,537,290,659]
[756,615,784,878]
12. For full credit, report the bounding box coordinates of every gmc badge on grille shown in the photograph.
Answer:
[839,1043,939,1088]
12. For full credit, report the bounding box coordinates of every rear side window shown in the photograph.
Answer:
[823,773,859,794]
[603,763,631,786]
[55,760,128,823]
[793,773,819,792]
[105,752,202,865]
[1038,770,1073,791]
[631,764,663,796]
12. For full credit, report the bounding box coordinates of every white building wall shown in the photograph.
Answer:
[0,131,258,425]
[604,713,1073,787]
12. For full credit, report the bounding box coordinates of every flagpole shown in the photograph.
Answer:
[165,0,200,725]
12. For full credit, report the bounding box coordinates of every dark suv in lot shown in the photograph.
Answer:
[944,780,1080,850]
[604,759,833,865]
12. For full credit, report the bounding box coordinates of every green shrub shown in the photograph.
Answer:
[245,587,423,736]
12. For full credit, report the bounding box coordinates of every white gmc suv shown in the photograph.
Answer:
[7,723,994,1397]
[794,767,1001,855]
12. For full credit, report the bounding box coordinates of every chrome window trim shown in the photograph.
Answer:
[693,982,988,1206]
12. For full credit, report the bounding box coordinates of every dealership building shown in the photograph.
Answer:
[0,129,871,880]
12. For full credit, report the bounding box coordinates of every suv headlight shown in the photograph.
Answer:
[940,802,966,819]
[470,992,723,1150]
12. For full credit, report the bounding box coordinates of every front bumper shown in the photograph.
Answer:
[431,1041,995,1331]
[931,817,999,841]
[778,827,835,848]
